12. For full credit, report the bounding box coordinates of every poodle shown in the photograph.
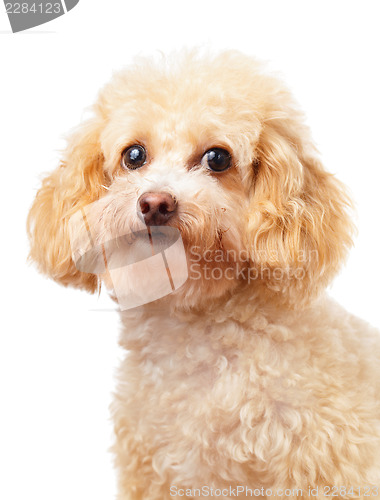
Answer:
[27,51,380,499]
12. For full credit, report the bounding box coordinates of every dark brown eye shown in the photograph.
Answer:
[202,148,231,172]
[121,145,147,170]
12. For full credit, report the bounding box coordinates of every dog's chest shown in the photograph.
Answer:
[118,312,307,455]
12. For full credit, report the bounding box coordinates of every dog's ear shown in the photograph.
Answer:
[247,111,355,304]
[27,116,107,292]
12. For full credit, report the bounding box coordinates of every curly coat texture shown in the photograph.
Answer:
[27,51,380,499]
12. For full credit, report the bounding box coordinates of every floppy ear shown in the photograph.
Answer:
[248,112,355,304]
[27,117,107,292]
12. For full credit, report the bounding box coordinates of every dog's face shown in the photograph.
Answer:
[28,51,354,309]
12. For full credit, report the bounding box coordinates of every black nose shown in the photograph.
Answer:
[137,192,177,226]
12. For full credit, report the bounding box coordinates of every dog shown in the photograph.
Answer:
[28,51,380,499]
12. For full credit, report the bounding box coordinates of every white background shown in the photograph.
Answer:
[1,1,379,499]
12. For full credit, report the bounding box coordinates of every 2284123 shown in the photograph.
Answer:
[5,3,62,14]
[323,486,379,497]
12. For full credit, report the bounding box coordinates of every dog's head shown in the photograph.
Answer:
[28,51,354,309]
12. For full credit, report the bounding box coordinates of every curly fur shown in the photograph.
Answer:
[27,50,380,499]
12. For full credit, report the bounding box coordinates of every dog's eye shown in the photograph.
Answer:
[202,148,231,172]
[121,145,147,170]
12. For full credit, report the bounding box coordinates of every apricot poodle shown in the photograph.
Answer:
[28,51,380,499]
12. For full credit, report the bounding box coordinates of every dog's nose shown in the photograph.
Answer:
[137,192,177,226]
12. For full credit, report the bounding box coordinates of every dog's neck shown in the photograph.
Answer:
[117,283,325,353]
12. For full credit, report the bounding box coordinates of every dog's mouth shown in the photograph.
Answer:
[74,226,182,274]
[130,226,180,252]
